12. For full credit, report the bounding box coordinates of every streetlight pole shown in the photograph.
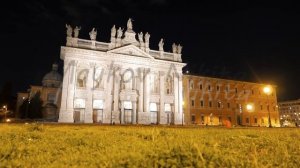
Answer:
[3,105,7,121]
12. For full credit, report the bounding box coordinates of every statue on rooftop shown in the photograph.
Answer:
[89,28,97,40]
[74,26,81,38]
[117,27,123,38]
[138,32,144,42]
[66,24,73,37]
[145,32,150,43]
[111,25,116,37]
[172,43,177,53]
[177,44,182,54]
[158,38,164,51]
[127,18,133,31]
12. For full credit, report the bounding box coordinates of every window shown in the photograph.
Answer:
[74,99,86,109]
[219,116,222,124]
[227,102,230,109]
[200,100,204,107]
[124,101,132,109]
[47,93,55,103]
[164,104,171,112]
[191,115,196,124]
[93,100,104,109]
[208,85,211,91]
[254,117,257,124]
[209,101,212,108]
[252,90,254,95]
[199,84,203,90]
[228,116,232,122]
[217,85,220,91]
[218,102,221,108]
[246,117,249,124]
[150,103,158,112]
[261,118,264,124]
[235,88,238,94]
[260,105,263,110]
[189,80,194,89]
[191,100,195,107]
[201,115,204,124]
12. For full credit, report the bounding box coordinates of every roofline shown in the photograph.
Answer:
[183,73,277,87]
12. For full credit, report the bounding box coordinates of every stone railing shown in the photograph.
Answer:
[66,37,182,62]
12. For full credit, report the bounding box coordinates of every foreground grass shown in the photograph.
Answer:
[0,124,300,167]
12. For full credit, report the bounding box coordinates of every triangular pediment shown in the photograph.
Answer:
[108,45,154,59]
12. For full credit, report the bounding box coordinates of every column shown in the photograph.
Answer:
[120,101,124,124]
[138,68,144,112]
[159,71,165,124]
[132,101,137,124]
[104,67,113,123]
[178,75,183,124]
[173,74,179,124]
[143,69,150,112]
[58,59,77,123]
[84,63,95,123]
[113,70,120,112]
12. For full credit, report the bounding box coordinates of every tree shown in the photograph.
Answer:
[19,91,43,119]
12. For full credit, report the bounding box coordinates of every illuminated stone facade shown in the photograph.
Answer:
[59,19,185,124]
[183,75,280,127]
[278,99,300,126]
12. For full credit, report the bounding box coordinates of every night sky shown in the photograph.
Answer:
[1,0,300,101]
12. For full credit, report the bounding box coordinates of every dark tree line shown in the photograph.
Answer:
[19,91,43,119]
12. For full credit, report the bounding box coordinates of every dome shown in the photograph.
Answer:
[42,64,62,87]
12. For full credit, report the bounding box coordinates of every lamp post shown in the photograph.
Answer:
[263,85,272,127]
[3,105,7,121]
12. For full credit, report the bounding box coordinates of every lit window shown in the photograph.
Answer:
[124,101,132,109]
[165,104,171,112]
[150,103,157,112]
[74,99,86,108]
[93,100,104,109]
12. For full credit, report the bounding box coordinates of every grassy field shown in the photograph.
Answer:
[0,124,300,167]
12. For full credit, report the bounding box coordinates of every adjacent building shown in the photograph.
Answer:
[58,19,185,124]
[16,64,62,120]
[278,99,300,126]
[183,75,280,127]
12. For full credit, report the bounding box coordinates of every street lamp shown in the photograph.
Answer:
[3,105,7,121]
[263,85,272,127]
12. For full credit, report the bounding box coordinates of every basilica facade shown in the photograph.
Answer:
[58,19,186,124]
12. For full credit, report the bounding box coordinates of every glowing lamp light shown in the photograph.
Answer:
[246,103,254,112]
[6,119,11,122]
[263,85,272,95]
